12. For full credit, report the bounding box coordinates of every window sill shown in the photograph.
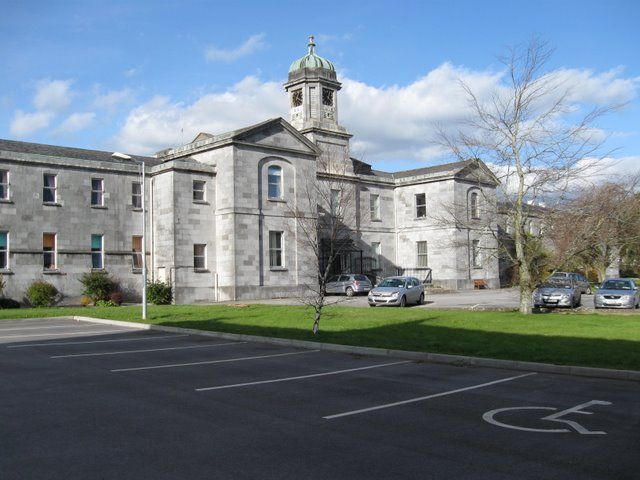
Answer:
[0,270,14,275]
[132,268,142,274]
[91,268,106,273]
[0,199,14,204]
[371,218,382,223]
[268,198,286,203]
[91,205,107,209]
[132,207,143,212]
[43,269,64,275]
[192,200,209,205]
[414,217,427,221]
[194,268,210,273]
[43,202,61,207]
[270,267,288,272]
[473,266,483,270]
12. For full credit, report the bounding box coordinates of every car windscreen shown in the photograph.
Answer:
[378,278,405,288]
[354,275,369,282]
[601,280,633,290]
[540,281,572,289]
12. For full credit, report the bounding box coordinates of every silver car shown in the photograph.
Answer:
[325,274,372,296]
[594,278,640,309]
[533,278,582,309]
[368,276,424,307]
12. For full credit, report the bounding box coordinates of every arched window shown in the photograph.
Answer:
[267,165,282,199]
[470,191,480,219]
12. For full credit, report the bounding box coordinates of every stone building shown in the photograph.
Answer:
[0,37,500,304]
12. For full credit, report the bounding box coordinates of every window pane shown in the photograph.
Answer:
[44,174,56,188]
[132,236,142,269]
[43,174,56,202]
[193,181,205,201]
[193,244,206,269]
[269,232,283,267]
[415,194,426,218]
[43,233,56,269]
[417,241,428,267]
[91,178,102,190]
[132,182,142,208]
[0,232,6,248]
[0,171,7,200]
[267,166,282,199]
[91,235,103,269]
[0,232,7,269]
[91,179,103,205]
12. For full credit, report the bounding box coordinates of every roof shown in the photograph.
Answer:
[0,139,161,167]
[391,159,476,179]
[289,36,335,73]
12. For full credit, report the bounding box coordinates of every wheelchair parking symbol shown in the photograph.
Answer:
[483,400,612,434]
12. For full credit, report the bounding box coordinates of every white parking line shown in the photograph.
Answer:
[50,341,247,358]
[0,324,102,332]
[323,372,537,420]
[0,329,136,340]
[196,360,412,392]
[7,334,189,348]
[111,349,320,372]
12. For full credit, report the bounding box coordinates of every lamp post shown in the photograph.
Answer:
[140,160,147,320]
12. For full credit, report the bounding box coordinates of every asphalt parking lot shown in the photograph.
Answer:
[2,318,639,479]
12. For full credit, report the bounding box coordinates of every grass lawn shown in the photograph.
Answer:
[1,304,639,371]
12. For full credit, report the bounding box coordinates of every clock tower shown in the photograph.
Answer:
[284,36,352,170]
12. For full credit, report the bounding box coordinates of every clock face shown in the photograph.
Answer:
[322,88,333,106]
[291,89,303,107]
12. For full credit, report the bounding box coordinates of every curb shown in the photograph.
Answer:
[65,316,640,382]
[4,316,637,382]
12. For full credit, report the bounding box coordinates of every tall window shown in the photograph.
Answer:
[470,192,479,219]
[43,174,57,203]
[415,193,426,218]
[193,180,206,202]
[416,241,429,267]
[0,232,8,269]
[43,233,56,270]
[268,166,282,199]
[371,242,381,270]
[370,194,380,221]
[0,170,9,200]
[330,189,341,216]
[132,236,143,270]
[269,231,283,268]
[91,234,104,269]
[193,244,206,269]
[472,239,481,267]
[132,182,142,209]
[91,178,104,206]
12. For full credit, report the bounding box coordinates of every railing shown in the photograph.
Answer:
[397,267,433,284]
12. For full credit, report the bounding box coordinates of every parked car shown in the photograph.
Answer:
[547,272,592,294]
[594,278,640,309]
[533,278,582,309]
[325,274,372,296]
[368,276,424,307]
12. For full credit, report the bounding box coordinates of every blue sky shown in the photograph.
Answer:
[1,0,639,172]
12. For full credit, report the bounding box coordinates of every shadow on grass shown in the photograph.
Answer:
[157,317,640,371]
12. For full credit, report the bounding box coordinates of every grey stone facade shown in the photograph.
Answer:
[0,39,500,304]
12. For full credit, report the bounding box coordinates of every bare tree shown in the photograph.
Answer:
[289,151,359,334]
[437,38,620,313]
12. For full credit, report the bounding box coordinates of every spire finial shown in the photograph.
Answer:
[307,35,316,55]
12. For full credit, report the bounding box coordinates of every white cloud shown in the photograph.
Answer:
[33,79,74,112]
[93,88,134,111]
[54,112,95,134]
[113,62,639,171]
[9,110,54,137]
[124,66,142,78]
[205,33,267,62]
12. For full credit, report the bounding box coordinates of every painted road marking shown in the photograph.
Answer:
[111,349,320,372]
[0,324,102,332]
[7,334,189,348]
[196,360,412,392]
[50,341,247,358]
[0,329,136,340]
[324,372,537,420]
[483,400,612,434]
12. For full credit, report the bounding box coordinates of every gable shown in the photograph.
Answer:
[456,161,500,187]
[234,120,319,155]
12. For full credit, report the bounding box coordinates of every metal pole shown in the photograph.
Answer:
[141,161,147,320]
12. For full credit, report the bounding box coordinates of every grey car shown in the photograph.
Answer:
[594,278,640,309]
[325,274,372,296]
[368,276,424,307]
[533,278,582,309]
[548,272,592,294]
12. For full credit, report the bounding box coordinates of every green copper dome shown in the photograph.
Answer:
[289,36,335,73]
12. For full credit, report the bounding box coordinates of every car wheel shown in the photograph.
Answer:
[369,304,376,307]
[576,296,581,307]
[417,293,424,305]
[345,287,354,297]
[399,296,407,308]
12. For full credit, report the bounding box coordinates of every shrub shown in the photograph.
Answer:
[0,298,20,309]
[110,291,123,305]
[80,296,92,306]
[95,299,118,307]
[26,281,58,307]
[79,272,118,302]
[146,281,172,305]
